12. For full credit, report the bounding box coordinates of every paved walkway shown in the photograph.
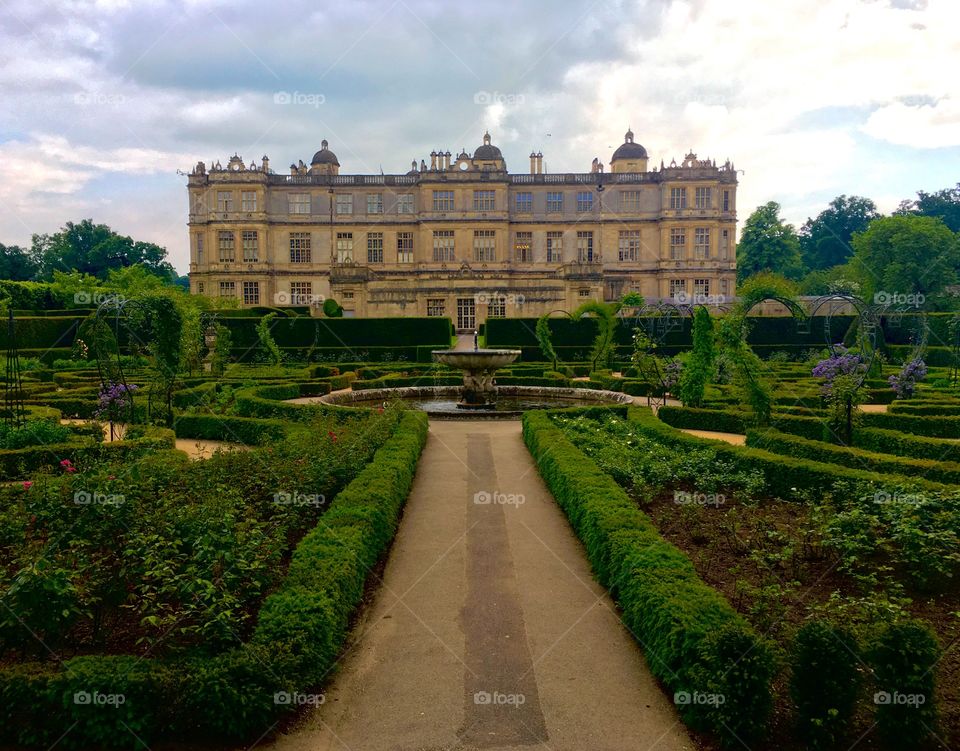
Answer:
[266,420,693,751]
[679,428,746,445]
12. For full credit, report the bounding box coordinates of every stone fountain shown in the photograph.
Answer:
[432,348,521,409]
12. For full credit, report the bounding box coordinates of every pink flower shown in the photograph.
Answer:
[60,459,72,467]
[22,481,33,490]
[328,431,338,442]
[66,467,77,473]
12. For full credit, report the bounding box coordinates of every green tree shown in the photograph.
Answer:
[0,243,38,280]
[322,298,343,317]
[31,219,175,281]
[736,201,804,282]
[800,195,880,271]
[897,183,960,232]
[849,215,960,302]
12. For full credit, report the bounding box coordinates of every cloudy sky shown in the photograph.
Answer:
[1,0,957,272]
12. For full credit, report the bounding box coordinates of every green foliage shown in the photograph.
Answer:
[0,243,38,281]
[800,195,880,271]
[850,215,960,302]
[867,620,940,747]
[572,300,618,369]
[790,620,862,748]
[255,312,283,365]
[212,322,232,375]
[678,307,714,407]
[322,297,343,317]
[535,313,558,368]
[522,410,775,746]
[0,419,70,449]
[736,201,804,281]
[896,182,960,233]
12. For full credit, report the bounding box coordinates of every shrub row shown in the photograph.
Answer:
[0,411,428,747]
[522,410,776,744]
[657,405,827,441]
[853,427,960,463]
[746,428,960,486]
[862,411,960,438]
[172,414,288,446]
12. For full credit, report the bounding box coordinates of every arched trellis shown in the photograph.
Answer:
[876,300,929,367]
[89,295,143,426]
[623,300,698,408]
[804,294,881,387]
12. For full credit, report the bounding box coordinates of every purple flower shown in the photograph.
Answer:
[812,345,866,396]
[889,357,927,399]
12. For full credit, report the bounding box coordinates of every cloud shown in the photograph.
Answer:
[862,97,960,148]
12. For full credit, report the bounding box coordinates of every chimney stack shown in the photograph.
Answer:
[530,151,537,174]
[536,152,543,174]
[430,151,437,170]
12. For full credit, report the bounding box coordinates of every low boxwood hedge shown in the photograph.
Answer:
[862,411,960,438]
[746,428,960,486]
[173,414,288,445]
[853,427,960,463]
[522,410,776,745]
[0,411,428,747]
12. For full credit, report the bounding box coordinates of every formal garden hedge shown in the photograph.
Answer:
[522,409,776,744]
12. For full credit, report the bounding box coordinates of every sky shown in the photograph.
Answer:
[1,0,958,273]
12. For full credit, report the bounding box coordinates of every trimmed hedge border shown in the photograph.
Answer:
[854,426,960,463]
[0,411,428,747]
[172,414,288,445]
[522,409,776,744]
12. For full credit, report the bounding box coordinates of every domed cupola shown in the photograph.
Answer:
[472,131,506,171]
[309,139,340,175]
[610,128,649,173]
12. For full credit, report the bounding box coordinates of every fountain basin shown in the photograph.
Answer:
[432,348,522,409]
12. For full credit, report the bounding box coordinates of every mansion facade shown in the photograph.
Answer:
[186,129,738,330]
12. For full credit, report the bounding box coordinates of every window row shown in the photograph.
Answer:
[667,277,731,299]
[668,187,733,212]
[667,228,731,260]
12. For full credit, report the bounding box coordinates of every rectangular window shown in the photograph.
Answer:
[721,229,730,259]
[488,297,506,318]
[694,228,710,259]
[669,279,686,298]
[335,194,353,215]
[342,291,355,300]
[433,191,455,211]
[576,231,593,263]
[432,230,455,262]
[397,194,414,214]
[514,231,532,263]
[241,230,259,262]
[546,231,563,263]
[290,232,312,263]
[670,187,686,210]
[576,191,594,212]
[217,191,233,212]
[427,298,445,316]
[670,228,686,260]
[397,232,414,263]
[722,190,730,212]
[197,281,205,294]
[515,192,532,213]
[620,190,641,211]
[218,281,235,297]
[618,230,640,262]
[473,230,496,262]
[367,193,383,214]
[336,232,353,263]
[195,234,204,264]
[473,190,495,211]
[367,232,384,263]
[290,282,312,305]
[694,278,711,298]
[241,191,257,212]
[546,191,563,213]
[242,281,260,305]
[695,187,712,209]
[289,192,311,215]
[578,288,591,297]
[721,278,729,296]
[218,231,235,262]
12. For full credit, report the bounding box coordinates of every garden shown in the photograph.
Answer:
[1,279,959,750]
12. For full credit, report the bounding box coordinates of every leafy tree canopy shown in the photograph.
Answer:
[736,202,804,282]
[0,243,38,281]
[896,183,960,233]
[800,195,880,271]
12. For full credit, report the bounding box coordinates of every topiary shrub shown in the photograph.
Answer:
[790,620,862,748]
[868,619,939,748]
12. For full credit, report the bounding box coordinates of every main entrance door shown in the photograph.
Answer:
[457,297,476,332]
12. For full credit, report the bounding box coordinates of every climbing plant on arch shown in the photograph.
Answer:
[535,301,620,370]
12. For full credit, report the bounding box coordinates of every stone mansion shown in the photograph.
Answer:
[186,129,738,329]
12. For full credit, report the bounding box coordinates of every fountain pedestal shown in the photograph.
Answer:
[432,349,521,409]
